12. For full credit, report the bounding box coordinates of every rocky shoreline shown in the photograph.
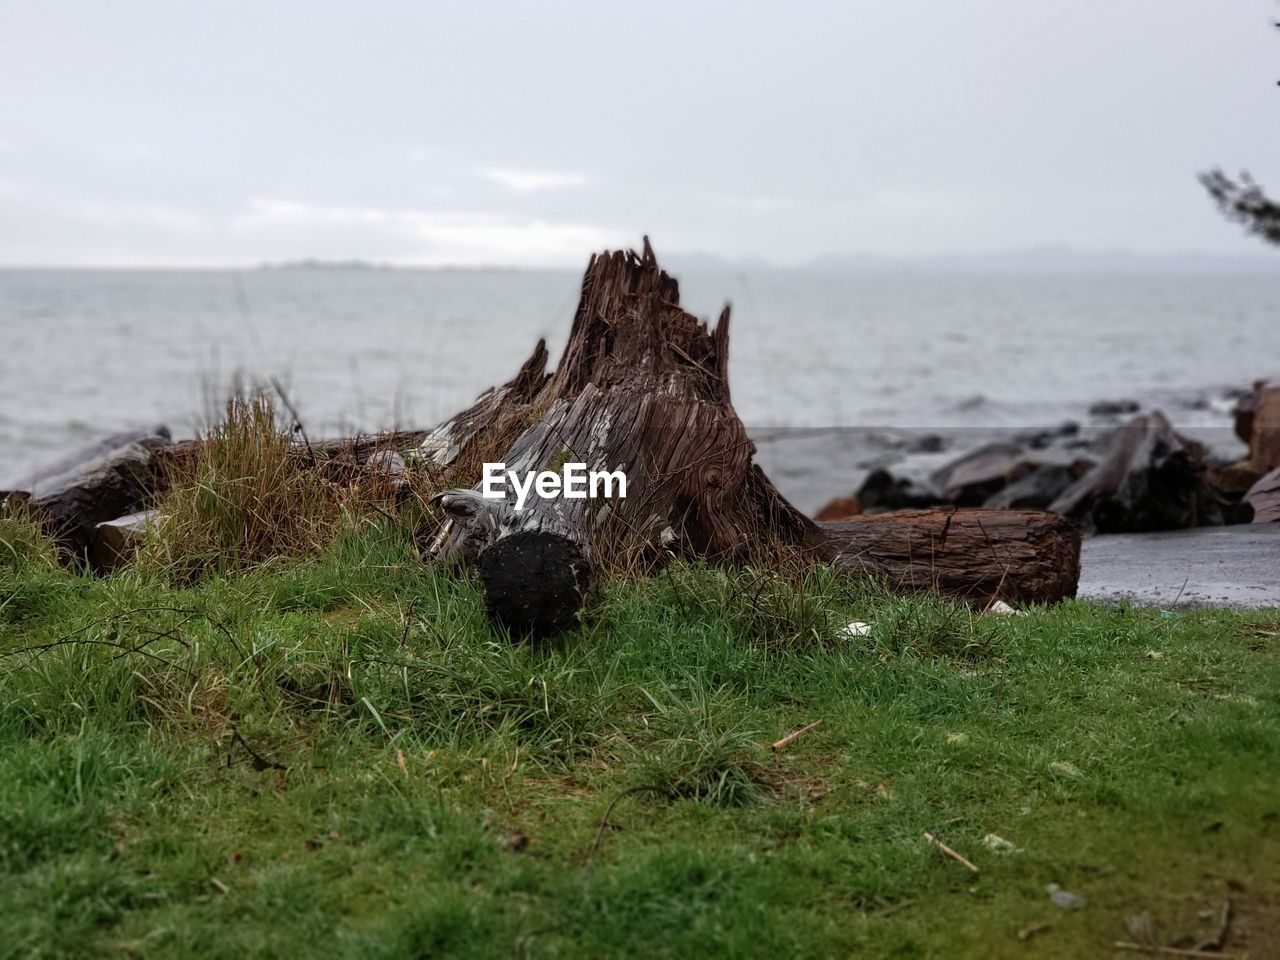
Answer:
[806,379,1279,532]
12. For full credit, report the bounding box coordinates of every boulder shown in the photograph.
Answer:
[1245,468,1280,523]
[984,462,1089,510]
[854,468,942,514]
[930,442,1039,506]
[1088,399,1140,418]
[1248,383,1280,472]
[1048,412,1226,533]
[813,496,861,521]
[1013,421,1080,450]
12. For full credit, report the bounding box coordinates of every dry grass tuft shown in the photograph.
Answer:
[140,393,422,580]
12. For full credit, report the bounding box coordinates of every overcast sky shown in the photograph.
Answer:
[0,1,1277,266]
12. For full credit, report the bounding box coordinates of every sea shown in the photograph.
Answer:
[2,266,1278,513]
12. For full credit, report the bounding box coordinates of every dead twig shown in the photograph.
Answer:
[1194,899,1233,953]
[398,597,419,648]
[922,831,979,872]
[772,719,823,752]
[1018,922,1052,941]
[228,725,287,772]
[270,376,317,467]
[871,899,915,918]
[583,785,665,870]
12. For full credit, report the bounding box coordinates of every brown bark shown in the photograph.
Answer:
[90,509,158,573]
[817,508,1081,604]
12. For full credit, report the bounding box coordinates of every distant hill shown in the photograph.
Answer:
[804,245,1278,275]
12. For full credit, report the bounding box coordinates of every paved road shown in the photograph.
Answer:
[1078,524,1280,608]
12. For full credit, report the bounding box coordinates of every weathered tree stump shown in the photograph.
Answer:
[90,509,158,573]
[1247,383,1280,474]
[427,240,817,632]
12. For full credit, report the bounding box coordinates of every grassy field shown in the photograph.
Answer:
[2,515,1279,959]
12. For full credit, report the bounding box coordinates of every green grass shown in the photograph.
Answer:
[2,517,1279,958]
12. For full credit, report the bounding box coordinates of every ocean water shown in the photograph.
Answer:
[2,267,1278,511]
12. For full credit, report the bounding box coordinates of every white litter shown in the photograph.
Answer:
[982,833,1022,854]
[985,599,1026,616]
[841,621,872,638]
[1046,883,1088,910]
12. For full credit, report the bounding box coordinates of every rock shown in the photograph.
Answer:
[854,468,942,514]
[1048,412,1226,533]
[984,462,1089,510]
[904,433,946,453]
[1088,399,1140,418]
[813,496,861,520]
[1014,421,1080,450]
[931,442,1038,506]
[1245,468,1280,523]
[1247,383,1280,472]
[1206,459,1264,498]
[1233,379,1272,446]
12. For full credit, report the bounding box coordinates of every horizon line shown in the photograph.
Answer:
[0,245,1275,273]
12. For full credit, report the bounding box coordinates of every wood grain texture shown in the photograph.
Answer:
[817,508,1081,604]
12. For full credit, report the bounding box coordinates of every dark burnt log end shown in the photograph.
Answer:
[17,427,171,560]
[478,530,590,635]
[816,508,1081,605]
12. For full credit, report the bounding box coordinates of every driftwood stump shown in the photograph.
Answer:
[427,240,817,631]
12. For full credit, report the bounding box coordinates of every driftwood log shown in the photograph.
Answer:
[817,509,1081,605]
[10,426,171,562]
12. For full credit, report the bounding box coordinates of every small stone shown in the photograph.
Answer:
[1045,883,1088,909]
